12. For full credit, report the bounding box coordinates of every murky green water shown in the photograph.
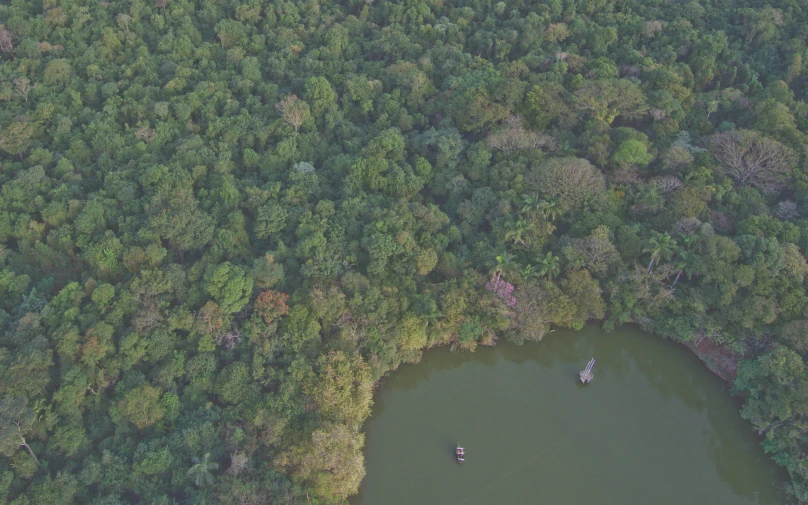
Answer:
[352,326,786,505]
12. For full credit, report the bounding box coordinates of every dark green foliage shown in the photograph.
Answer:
[2,0,808,501]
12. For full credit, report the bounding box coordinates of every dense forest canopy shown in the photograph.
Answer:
[1,0,808,502]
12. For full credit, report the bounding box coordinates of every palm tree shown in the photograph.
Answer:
[504,218,529,247]
[539,197,563,222]
[537,251,560,280]
[644,231,676,274]
[187,453,219,487]
[422,299,443,329]
[558,139,576,155]
[671,233,699,287]
[520,193,541,215]
[671,248,693,287]
[521,264,538,280]
[490,251,514,291]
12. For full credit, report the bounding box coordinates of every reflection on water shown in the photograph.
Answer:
[353,325,787,505]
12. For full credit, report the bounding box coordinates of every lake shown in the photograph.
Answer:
[351,325,786,505]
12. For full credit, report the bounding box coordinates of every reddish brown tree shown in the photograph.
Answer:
[254,290,290,324]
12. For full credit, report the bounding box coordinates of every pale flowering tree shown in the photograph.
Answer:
[774,200,798,221]
[275,94,311,133]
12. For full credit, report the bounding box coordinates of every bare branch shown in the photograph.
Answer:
[642,20,663,39]
[135,126,155,143]
[214,324,241,350]
[486,116,557,152]
[775,200,798,220]
[707,129,796,194]
[0,25,15,57]
[226,451,250,476]
[649,108,666,122]
[275,95,310,133]
[650,175,684,194]
[13,78,32,102]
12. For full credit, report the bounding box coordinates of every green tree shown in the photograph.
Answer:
[0,396,38,466]
[0,120,34,159]
[539,197,563,222]
[561,269,606,329]
[537,251,561,280]
[612,139,653,168]
[644,231,676,273]
[43,59,71,86]
[563,225,620,276]
[305,76,338,120]
[187,453,219,487]
[671,242,697,287]
[490,251,514,290]
[520,193,541,215]
[204,262,253,315]
[254,202,288,240]
[574,79,648,124]
[147,186,214,261]
[279,423,366,499]
[503,218,529,247]
[527,157,606,212]
[306,352,373,425]
[735,347,808,438]
[113,384,166,430]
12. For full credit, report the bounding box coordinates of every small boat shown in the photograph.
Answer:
[456,447,465,463]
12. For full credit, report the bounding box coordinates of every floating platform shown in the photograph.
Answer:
[580,358,595,384]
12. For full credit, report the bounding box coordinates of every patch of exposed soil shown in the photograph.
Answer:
[683,337,740,382]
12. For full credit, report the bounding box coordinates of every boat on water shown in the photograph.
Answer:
[456,447,465,463]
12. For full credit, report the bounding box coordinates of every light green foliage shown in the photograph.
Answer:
[398,314,428,350]
[305,76,338,119]
[43,59,71,86]
[112,384,166,430]
[306,352,373,426]
[279,423,366,499]
[147,185,215,257]
[0,121,34,158]
[91,283,115,309]
[781,243,808,281]
[203,262,253,315]
[613,139,653,168]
